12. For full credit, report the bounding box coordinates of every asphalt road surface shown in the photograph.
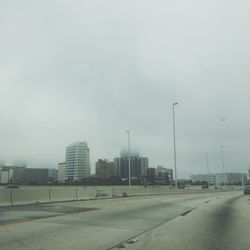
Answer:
[0,191,249,250]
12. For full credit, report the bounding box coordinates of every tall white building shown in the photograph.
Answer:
[66,141,90,181]
[57,162,66,183]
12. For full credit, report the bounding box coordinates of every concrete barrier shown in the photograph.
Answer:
[95,187,112,198]
[50,188,77,201]
[0,186,236,207]
[77,187,97,199]
[12,189,50,205]
[0,189,11,206]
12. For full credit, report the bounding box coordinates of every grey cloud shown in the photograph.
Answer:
[0,0,249,177]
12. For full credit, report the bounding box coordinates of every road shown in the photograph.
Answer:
[0,191,249,250]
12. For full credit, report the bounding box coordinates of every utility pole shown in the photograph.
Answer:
[126,130,131,186]
[173,102,178,189]
[205,152,210,189]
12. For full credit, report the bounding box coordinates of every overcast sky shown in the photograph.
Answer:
[0,0,249,177]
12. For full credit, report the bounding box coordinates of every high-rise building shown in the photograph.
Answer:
[113,150,148,179]
[146,168,156,185]
[66,141,90,181]
[155,166,166,177]
[155,166,173,185]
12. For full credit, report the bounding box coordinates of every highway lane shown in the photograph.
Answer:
[0,191,247,250]
[122,191,250,250]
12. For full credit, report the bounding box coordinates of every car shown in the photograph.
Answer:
[243,186,250,195]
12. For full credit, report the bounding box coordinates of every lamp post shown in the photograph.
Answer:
[173,102,178,189]
[242,174,247,187]
[205,152,210,189]
[126,130,131,186]
[220,145,225,184]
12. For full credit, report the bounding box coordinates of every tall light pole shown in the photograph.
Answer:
[242,174,247,187]
[173,102,178,189]
[126,130,131,186]
[220,145,225,184]
[205,152,210,189]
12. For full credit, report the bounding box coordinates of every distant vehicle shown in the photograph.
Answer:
[214,186,222,189]
[243,186,250,195]
[5,184,20,189]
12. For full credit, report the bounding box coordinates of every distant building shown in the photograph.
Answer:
[95,159,114,179]
[146,168,155,184]
[190,173,244,185]
[190,174,217,185]
[66,141,90,181]
[57,162,66,183]
[13,166,26,184]
[165,169,173,184]
[48,169,58,183]
[155,166,173,185]
[146,168,155,177]
[113,150,148,180]
[155,166,166,177]
[0,165,59,185]
[0,167,13,184]
[12,167,49,185]
[0,165,23,184]
[23,168,49,185]
[226,173,244,185]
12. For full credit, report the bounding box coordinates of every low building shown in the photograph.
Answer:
[0,168,12,184]
[190,174,217,185]
[22,168,49,185]
[48,169,58,183]
[0,165,23,184]
[0,165,57,185]
[191,173,244,186]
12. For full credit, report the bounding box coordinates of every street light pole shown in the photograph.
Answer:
[220,145,225,184]
[205,152,210,189]
[173,102,178,189]
[220,145,225,173]
[126,130,131,186]
[242,174,247,187]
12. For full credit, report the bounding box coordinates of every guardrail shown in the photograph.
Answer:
[0,186,237,207]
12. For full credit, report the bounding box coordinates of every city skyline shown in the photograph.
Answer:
[1,142,249,179]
